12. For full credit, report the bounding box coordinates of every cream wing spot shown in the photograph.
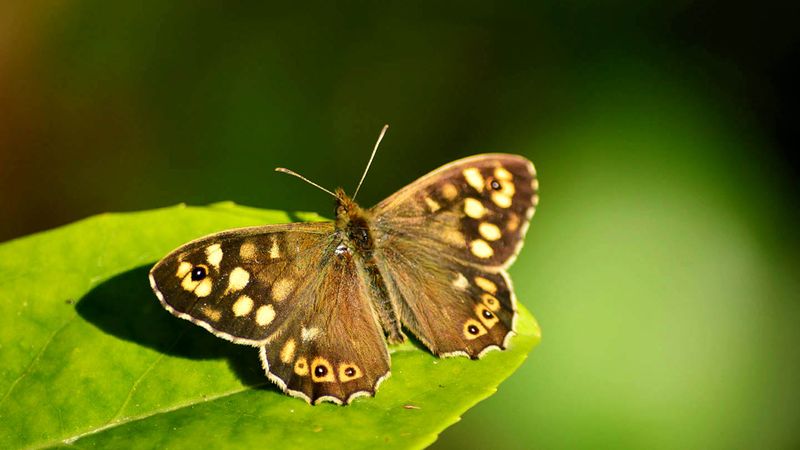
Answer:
[497,179,516,196]
[255,304,276,326]
[463,168,485,192]
[494,166,513,180]
[205,244,223,268]
[441,182,458,200]
[301,326,320,342]
[443,229,465,247]
[474,276,498,294]
[201,306,221,322]
[478,222,502,241]
[424,196,441,212]
[176,261,192,278]
[181,276,200,292]
[271,278,294,302]
[239,241,257,260]
[464,198,486,219]
[194,278,213,297]
[226,267,250,293]
[452,272,469,290]
[269,238,281,259]
[232,295,254,317]
[470,239,494,258]
[491,192,513,208]
[280,339,296,364]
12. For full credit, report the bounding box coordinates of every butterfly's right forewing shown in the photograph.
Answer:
[373,154,537,268]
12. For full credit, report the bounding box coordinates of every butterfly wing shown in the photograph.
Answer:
[370,154,538,357]
[150,222,336,345]
[373,153,538,269]
[258,249,391,404]
[149,222,390,404]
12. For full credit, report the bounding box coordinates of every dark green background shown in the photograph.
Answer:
[2,2,798,448]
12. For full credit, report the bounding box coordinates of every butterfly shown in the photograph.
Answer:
[149,126,539,405]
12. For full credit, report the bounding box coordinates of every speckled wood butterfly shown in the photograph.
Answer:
[149,126,539,405]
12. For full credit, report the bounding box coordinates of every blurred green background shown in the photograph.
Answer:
[2,2,799,448]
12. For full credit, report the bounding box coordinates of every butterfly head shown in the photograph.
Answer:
[334,188,363,224]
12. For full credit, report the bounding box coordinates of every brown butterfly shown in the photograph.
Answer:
[149,126,539,405]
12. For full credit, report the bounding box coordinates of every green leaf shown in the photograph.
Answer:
[0,203,539,449]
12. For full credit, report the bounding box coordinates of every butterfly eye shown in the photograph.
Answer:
[190,265,208,281]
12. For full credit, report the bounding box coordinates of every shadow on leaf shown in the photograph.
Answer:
[76,264,274,391]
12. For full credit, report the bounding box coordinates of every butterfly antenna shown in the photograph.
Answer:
[352,124,389,200]
[274,167,338,198]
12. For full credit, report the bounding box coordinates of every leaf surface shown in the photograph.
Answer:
[0,203,539,449]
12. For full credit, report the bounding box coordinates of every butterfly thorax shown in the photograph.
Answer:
[334,188,374,254]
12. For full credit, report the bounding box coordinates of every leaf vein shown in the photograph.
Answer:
[0,316,77,409]
[59,384,266,447]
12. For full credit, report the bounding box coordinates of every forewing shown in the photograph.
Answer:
[372,153,538,269]
[149,222,335,345]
